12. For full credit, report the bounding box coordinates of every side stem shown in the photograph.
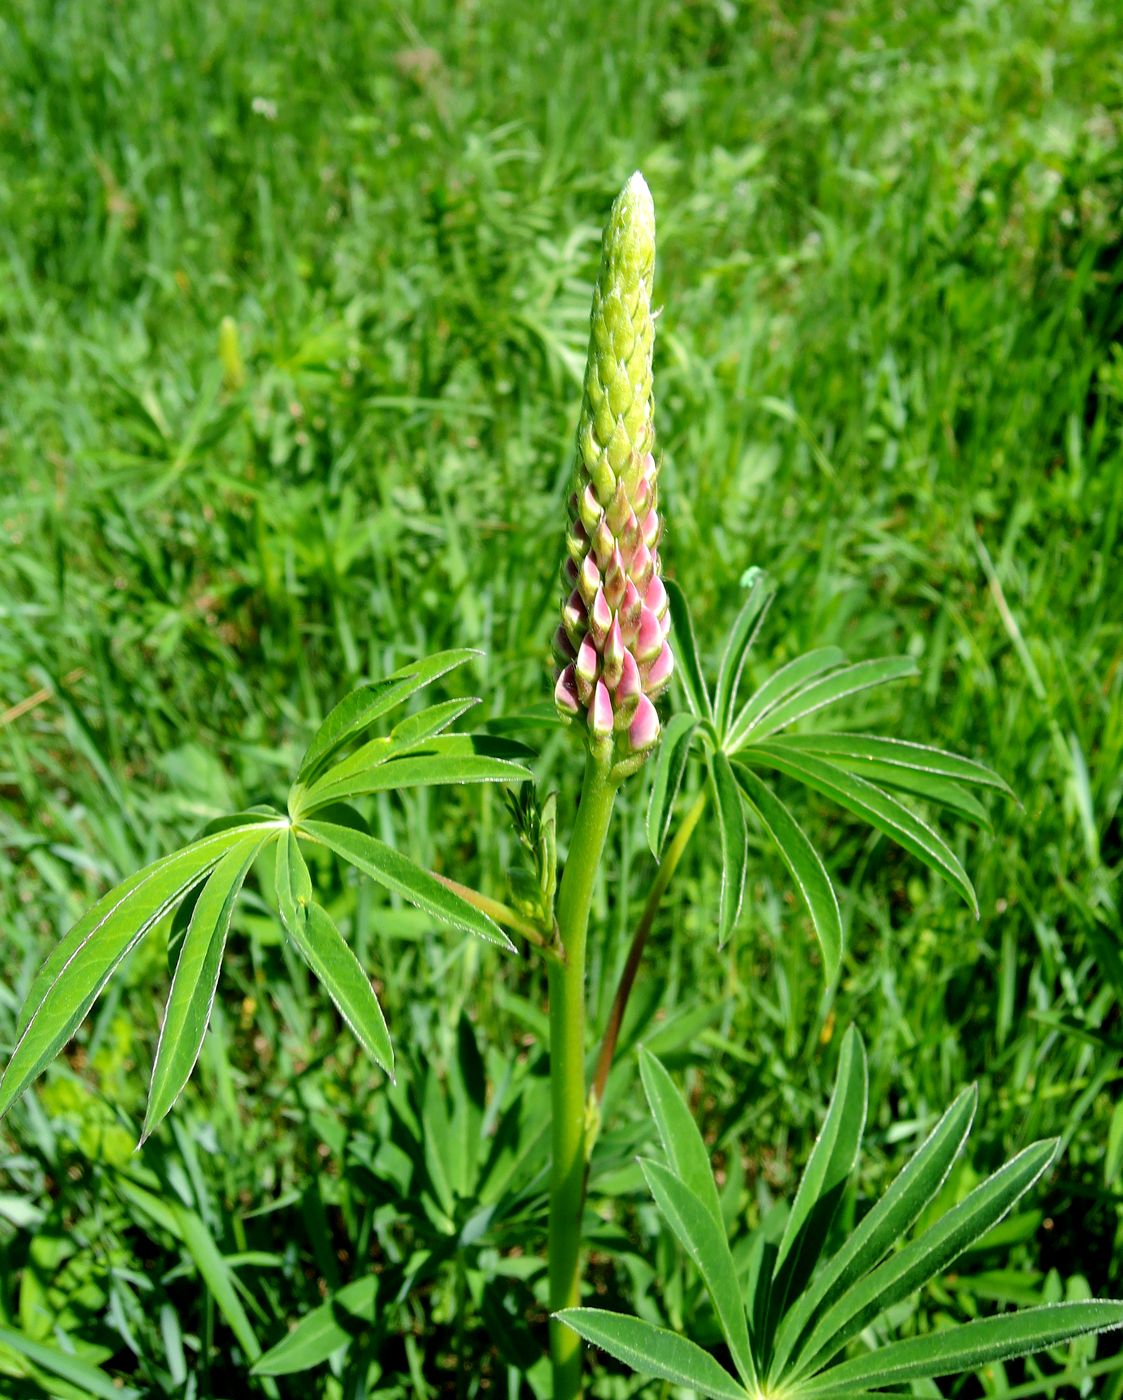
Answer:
[548,749,616,1400]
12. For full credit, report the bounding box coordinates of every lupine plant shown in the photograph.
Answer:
[2,174,1121,1398]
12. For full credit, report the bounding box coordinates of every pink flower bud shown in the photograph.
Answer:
[644,575,668,620]
[589,587,613,646]
[602,618,625,688]
[628,695,660,753]
[589,680,614,737]
[604,546,627,609]
[644,640,674,696]
[555,665,580,716]
[635,605,662,662]
[578,552,601,606]
[553,627,576,664]
[563,589,587,646]
[641,508,661,550]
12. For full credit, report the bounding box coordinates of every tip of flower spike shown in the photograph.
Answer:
[604,171,655,291]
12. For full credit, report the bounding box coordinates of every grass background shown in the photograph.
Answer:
[1,0,1121,1395]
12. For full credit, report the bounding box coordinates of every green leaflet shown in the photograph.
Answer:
[801,1301,1123,1395]
[0,822,280,1120]
[742,743,979,916]
[300,819,514,950]
[710,750,747,945]
[734,764,843,985]
[555,1311,748,1399]
[641,1159,758,1389]
[770,1084,977,1378]
[638,1048,723,1228]
[645,713,697,858]
[664,578,713,722]
[252,1276,379,1376]
[297,648,481,781]
[712,569,774,734]
[726,646,848,751]
[775,732,1013,794]
[744,656,918,743]
[143,833,270,1142]
[302,748,533,812]
[285,901,394,1078]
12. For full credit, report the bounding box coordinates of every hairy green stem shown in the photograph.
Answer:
[549,749,616,1400]
[590,787,708,1109]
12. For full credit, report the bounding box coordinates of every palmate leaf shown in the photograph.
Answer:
[301,819,514,950]
[297,648,481,782]
[788,1139,1060,1383]
[143,834,271,1142]
[0,821,282,1120]
[574,1048,1123,1399]
[770,1084,978,1378]
[739,745,979,916]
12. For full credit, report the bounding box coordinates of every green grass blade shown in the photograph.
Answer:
[0,1323,142,1400]
[0,823,280,1120]
[143,833,271,1142]
[665,578,713,722]
[743,744,979,916]
[117,1177,278,1397]
[744,657,919,742]
[726,647,848,751]
[645,714,697,858]
[285,902,394,1078]
[638,1047,723,1227]
[792,1139,1060,1382]
[711,750,747,946]
[251,1276,379,1376]
[300,819,514,950]
[801,1301,1123,1395]
[556,1310,749,1399]
[297,648,481,781]
[768,1028,867,1339]
[734,764,843,985]
[770,1084,977,1379]
[713,570,774,735]
[641,1159,758,1389]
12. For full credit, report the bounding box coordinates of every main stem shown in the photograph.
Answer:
[548,749,616,1400]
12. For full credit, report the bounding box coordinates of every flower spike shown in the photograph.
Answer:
[551,172,673,768]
